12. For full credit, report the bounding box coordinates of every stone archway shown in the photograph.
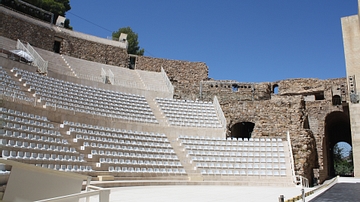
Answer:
[324,111,352,177]
[230,122,255,139]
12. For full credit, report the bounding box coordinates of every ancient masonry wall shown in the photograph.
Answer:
[136,56,209,100]
[0,7,128,67]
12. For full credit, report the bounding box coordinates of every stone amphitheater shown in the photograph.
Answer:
[0,2,359,202]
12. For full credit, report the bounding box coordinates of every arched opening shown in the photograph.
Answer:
[325,111,352,178]
[230,122,255,139]
[333,142,353,176]
[273,84,279,94]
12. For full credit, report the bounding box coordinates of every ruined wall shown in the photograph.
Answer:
[199,78,348,183]
[136,56,209,100]
[0,7,128,67]
[0,8,54,51]
[60,34,128,67]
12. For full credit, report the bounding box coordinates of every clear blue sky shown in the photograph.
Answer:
[66,0,358,83]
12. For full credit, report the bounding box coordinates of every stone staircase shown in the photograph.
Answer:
[145,97,168,126]
[31,47,73,76]
[165,135,203,181]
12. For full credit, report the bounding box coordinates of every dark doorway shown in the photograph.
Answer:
[230,122,255,139]
[325,111,352,177]
[332,95,342,106]
[53,41,61,53]
[128,56,136,69]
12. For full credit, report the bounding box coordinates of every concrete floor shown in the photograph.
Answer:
[82,177,360,202]
[83,185,305,202]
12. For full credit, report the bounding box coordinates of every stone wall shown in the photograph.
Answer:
[0,7,128,67]
[136,56,209,100]
[0,8,54,51]
[60,34,128,67]
[198,77,348,183]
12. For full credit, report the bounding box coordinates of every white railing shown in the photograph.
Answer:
[16,39,28,52]
[113,79,142,89]
[34,185,110,202]
[108,69,114,84]
[16,39,48,73]
[296,175,310,188]
[287,131,298,185]
[101,68,106,83]
[78,74,104,83]
[26,42,48,73]
[161,67,174,94]
[213,96,227,131]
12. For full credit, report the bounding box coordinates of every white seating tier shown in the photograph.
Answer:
[11,68,158,124]
[156,98,222,128]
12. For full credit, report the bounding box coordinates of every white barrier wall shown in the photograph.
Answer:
[1,159,88,202]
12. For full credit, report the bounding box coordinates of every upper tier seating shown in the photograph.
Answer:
[11,68,158,124]
[156,98,222,128]
[62,55,144,89]
[0,67,34,102]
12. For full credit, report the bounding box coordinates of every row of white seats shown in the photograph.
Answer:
[43,101,157,123]
[88,150,178,160]
[200,169,286,176]
[35,164,93,172]
[169,120,222,128]
[195,162,286,170]
[34,87,150,109]
[2,130,66,144]
[82,140,171,149]
[3,123,61,137]
[2,150,84,162]
[166,113,219,121]
[1,114,54,128]
[160,106,218,115]
[179,135,283,142]
[1,108,49,122]
[156,97,213,107]
[63,121,167,138]
[190,156,286,163]
[108,166,186,174]
[185,145,284,152]
[0,129,62,140]
[72,131,168,143]
[99,158,182,167]
[2,91,34,102]
[187,150,285,157]
[38,92,153,114]
[46,103,157,123]
[42,99,154,117]
[90,147,175,155]
[180,140,283,147]
[1,139,74,152]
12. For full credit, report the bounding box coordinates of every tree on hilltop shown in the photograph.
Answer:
[1,0,72,28]
[112,27,145,56]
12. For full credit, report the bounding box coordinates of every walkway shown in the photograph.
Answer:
[85,185,304,202]
[309,178,360,202]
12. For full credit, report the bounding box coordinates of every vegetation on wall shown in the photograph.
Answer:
[1,0,72,29]
[112,27,145,56]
